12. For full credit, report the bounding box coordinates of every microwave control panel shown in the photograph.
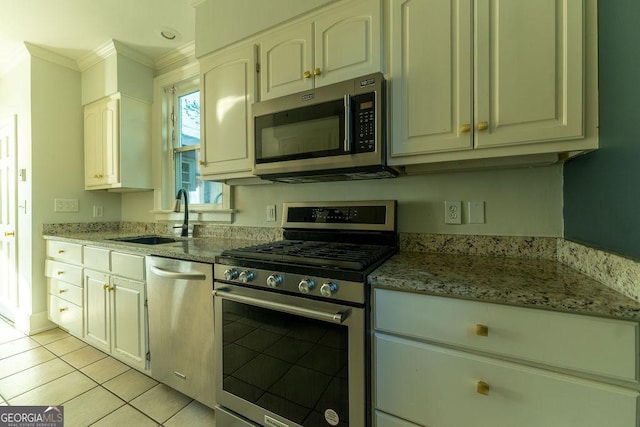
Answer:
[354,92,376,153]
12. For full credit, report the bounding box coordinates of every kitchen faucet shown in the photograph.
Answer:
[173,189,190,237]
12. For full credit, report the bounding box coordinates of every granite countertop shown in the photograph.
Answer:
[369,251,640,322]
[43,232,257,263]
[45,232,640,322]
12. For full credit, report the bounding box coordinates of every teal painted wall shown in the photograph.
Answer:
[564,0,640,259]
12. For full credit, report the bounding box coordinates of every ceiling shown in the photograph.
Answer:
[0,0,196,72]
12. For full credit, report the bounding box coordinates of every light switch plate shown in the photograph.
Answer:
[468,201,485,224]
[266,205,277,222]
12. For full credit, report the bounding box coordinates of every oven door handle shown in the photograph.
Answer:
[213,288,349,324]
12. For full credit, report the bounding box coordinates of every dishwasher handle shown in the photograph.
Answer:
[149,265,207,281]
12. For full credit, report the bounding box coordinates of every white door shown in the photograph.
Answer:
[0,115,17,321]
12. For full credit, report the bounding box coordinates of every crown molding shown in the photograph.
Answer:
[24,43,79,71]
[76,39,154,71]
[154,41,196,72]
[190,0,207,7]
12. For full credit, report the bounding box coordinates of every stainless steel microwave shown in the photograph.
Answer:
[252,73,398,183]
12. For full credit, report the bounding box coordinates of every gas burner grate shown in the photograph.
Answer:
[222,240,395,270]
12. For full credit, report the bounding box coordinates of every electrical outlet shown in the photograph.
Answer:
[93,205,104,218]
[266,205,277,222]
[444,201,462,224]
[54,198,79,212]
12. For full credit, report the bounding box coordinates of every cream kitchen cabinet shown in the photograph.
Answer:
[259,0,382,100]
[199,43,257,182]
[373,289,640,427]
[45,241,84,337]
[84,93,152,191]
[84,247,148,371]
[388,0,597,170]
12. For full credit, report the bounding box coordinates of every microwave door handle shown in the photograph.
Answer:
[344,94,352,153]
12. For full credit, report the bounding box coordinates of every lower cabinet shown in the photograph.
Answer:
[373,289,640,426]
[83,247,148,371]
[45,241,84,338]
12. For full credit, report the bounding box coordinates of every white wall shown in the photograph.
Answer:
[232,165,563,236]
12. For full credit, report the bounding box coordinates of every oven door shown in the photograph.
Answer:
[213,282,366,427]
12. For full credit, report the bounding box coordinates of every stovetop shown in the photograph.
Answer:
[219,239,396,271]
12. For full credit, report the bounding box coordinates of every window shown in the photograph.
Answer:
[170,85,223,205]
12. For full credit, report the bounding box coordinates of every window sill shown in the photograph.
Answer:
[151,209,234,224]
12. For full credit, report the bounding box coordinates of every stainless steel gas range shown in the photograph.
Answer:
[213,201,398,427]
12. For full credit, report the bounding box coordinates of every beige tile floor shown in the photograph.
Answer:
[0,317,216,426]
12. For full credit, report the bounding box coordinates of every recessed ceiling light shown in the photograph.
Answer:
[161,30,176,40]
[156,27,182,42]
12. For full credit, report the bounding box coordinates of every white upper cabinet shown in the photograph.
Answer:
[389,0,596,168]
[199,43,257,181]
[84,93,152,191]
[259,0,382,100]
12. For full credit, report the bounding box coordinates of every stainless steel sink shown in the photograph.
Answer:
[108,236,178,245]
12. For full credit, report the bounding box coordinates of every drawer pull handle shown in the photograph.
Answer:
[56,270,64,275]
[58,250,65,254]
[476,381,490,396]
[59,289,68,294]
[59,307,68,313]
[4,231,14,237]
[475,324,489,336]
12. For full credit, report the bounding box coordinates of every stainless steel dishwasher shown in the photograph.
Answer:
[146,256,215,408]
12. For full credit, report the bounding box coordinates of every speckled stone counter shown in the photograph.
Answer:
[368,252,640,322]
[42,232,259,264]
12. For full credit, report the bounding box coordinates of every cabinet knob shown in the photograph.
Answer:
[460,124,471,133]
[56,270,64,275]
[102,284,110,291]
[58,249,65,254]
[303,70,312,79]
[59,289,68,294]
[313,68,321,76]
[477,121,489,131]
[198,160,205,166]
[476,381,490,396]
[59,307,68,313]
[475,324,489,336]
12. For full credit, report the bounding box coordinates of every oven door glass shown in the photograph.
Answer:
[215,284,364,427]
[254,98,347,163]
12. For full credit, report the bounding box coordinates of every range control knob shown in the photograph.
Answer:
[223,269,239,281]
[266,273,284,288]
[239,270,255,283]
[320,282,339,297]
[298,279,316,294]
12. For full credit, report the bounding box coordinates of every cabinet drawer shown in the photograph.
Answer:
[84,246,111,272]
[375,334,639,427]
[46,240,82,264]
[111,252,145,281]
[374,289,639,382]
[375,411,421,427]
[49,294,83,337]
[45,260,83,287]
[48,278,82,306]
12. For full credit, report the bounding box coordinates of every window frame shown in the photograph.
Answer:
[152,62,232,223]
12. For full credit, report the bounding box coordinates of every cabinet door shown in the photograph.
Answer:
[375,333,639,427]
[474,0,583,148]
[200,43,257,180]
[314,0,382,88]
[389,0,473,161]
[260,23,314,100]
[84,95,119,188]
[84,269,110,352]
[110,276,147,370]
